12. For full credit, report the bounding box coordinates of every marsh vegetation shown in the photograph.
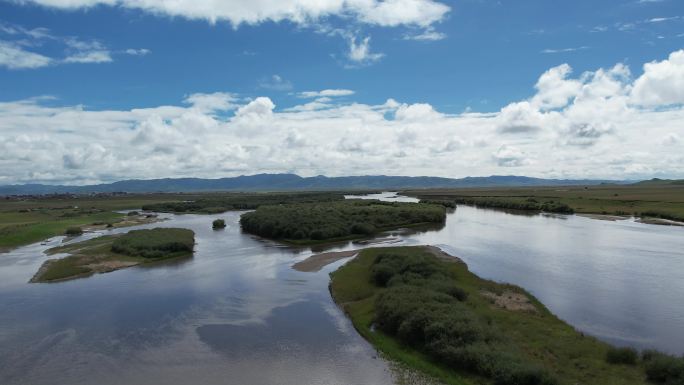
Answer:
[239,200,446,244]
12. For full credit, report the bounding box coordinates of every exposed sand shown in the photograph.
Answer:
[293,245,464,273]
[481,290,537,313]
[636,217,684,227]
[422,245,465,264]
[577,214,629,222]
[293,250,360,272]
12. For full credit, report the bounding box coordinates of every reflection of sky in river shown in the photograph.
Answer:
[1,192,683,384]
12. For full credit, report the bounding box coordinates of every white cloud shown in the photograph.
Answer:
[0,22,139,69]
[541,46,589,54]
[631,50,684,106]
[403,27,446,41]
[16,0,450,28]
[297,89,355,98]
[184,92,238,112]
[124,48,150,56]
[493,145,530,167]
[347,35,384,65]
[0,40,52,69]
[1,50,684,184]
[63,50,112,63]
[258,75,293,91]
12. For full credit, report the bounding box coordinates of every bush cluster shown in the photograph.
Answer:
[640,211,684,223]
[605,347,638,365]
[111,228,194,259]
[212,219,226,229]
[64,226,83,236]
[371,253,557,385]
[239,200,446,242]
[642,350,684,384]
[454,197,574,214]
[142,192,343,214]
[419,199,456,208]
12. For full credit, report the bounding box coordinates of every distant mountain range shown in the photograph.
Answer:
[0,174,637,195]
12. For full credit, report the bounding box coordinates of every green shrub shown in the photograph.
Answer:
[65,226,83,236]
[240,200,446,242]
[642,350,684,384]
[606,347,638,365]
[212,219,226,229]
[370,252,556,384]
[111,228,194,259]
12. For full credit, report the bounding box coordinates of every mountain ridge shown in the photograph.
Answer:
[0,174,636,195]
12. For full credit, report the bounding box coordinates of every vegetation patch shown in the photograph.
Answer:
[31,227,195,282]
[239,200,446,244]
[142,192,344,214]
[111,228,194,259]
[330,246,649,385]
[406,184,684,222]
[212,219,226,229]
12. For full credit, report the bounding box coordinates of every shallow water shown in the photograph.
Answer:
[1,194,683,384]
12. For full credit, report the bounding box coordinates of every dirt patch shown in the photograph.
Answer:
[86,260,139,273]
[292,250,360,272]
[83,215,164,231]
[577,214,629,222]
[353,237,402,245]
[422,245,465,264]
[481,290,537,313]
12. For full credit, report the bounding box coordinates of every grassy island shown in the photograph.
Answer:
[330,246,653,385]
[30,227,195,283]
[239,200,446,244]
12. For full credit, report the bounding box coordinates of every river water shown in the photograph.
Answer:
[1,193,683,384]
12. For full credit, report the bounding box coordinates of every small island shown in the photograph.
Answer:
[30,227,195,283]
[329,246,681,385]
[212,219,226,229]
[239,200,446,244]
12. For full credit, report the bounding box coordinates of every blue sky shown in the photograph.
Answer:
[0,0,683,184]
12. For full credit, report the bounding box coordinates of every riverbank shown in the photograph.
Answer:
[405,184,684,226]
[30,228,195,283]
[329,246,647,385]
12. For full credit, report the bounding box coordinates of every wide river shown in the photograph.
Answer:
[1,192,683,384]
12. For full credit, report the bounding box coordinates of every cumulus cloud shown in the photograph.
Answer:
[631,50,684,106]
[16,0,450,28]
[1,50,684,184]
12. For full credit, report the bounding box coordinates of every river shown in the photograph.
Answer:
[0,192,682,384]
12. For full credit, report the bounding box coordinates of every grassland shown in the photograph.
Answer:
[0,194,193,251]
[330,246,649,385]
[239,200,446,245]
[31,227,195,282]
[405,184,684,222]
[0,192,340,251]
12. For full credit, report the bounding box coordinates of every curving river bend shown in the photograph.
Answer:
[1,192,683,384]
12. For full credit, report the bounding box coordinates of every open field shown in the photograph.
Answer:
[404,184,684,222]
[0,192,343,251]
[330,246,652,385]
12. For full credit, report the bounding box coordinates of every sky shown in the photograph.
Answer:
[0,0,683,185]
